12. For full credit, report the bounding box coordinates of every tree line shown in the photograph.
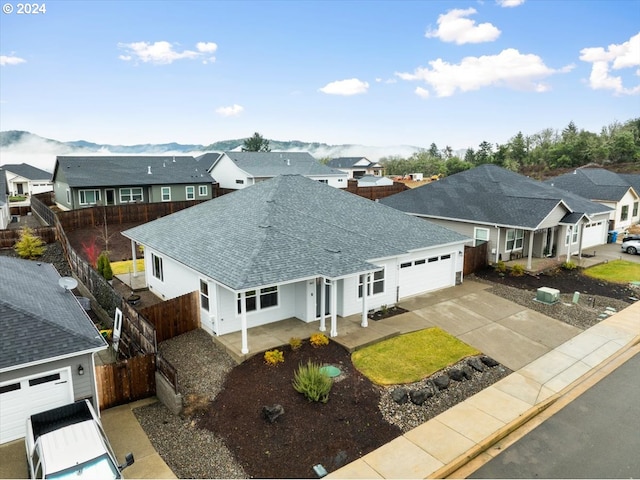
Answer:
[380,118,640,179]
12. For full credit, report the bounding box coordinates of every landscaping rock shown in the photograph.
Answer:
[409,388,433,406]
[462,365,474,380]
[432,374,450,390]
[448,368,466,382]
[391,387,409,404]
[467,357,486,372]
[262,404,284,423]
[480,355,499,368]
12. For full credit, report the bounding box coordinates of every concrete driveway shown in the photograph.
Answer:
[397,281,582,371]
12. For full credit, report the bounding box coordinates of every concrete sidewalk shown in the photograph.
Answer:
[328,300,640,479]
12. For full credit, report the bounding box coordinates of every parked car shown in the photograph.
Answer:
[621,238,640,255]
[622,234,640,243]
[25,400,134,479]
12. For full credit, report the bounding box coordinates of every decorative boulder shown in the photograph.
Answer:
[262,404,284,423]
[448,368,466,381]
[410,388,433,406]
[432,374,450,390]
[462,365,474,380]
[391,387,409,404]
[467,357,486,372]
[481,355,499,368]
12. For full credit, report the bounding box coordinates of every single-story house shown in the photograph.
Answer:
[326,157,384,179]
[2,163,53,196]
[201,151,348,190]
[380,165,613,269]
[545,168,640,233]
[51,156,214,210]
[357,175,394,187]
[122,175,469,354]
[0,257,107,444]
[0,168,9,229]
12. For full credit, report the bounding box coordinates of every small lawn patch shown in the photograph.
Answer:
[110,259,145,275]
[583,260,640,284]
[351,327,480,385]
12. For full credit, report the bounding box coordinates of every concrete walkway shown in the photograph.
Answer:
[328,300,640,479]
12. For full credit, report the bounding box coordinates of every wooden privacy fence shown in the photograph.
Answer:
[139,291,200,343]
[95,354,156,410]
[0,226,56,248]
[345,180,408,201]
[463,242,489,275]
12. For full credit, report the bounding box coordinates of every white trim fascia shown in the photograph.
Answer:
[0,346,107,374]
[407,212,538,231]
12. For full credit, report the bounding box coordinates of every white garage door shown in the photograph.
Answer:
[0,368,73,444]
[582,221,606,249]
[399,253,455,299]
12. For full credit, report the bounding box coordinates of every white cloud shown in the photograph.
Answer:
[496,0,525,7]
[319,78,369,95]
[216,104,244,117]
[396,48,571,97]
[579,33,640,95]
[0,55,26,66]
[415,87,430,99]
[118,41,217,65]
[425,8,501,44]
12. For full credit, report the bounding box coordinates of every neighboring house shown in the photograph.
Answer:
[0,167,9,229]
[545,168,640,233]
[2,163,53,196]
[122,175,469,355]
[51,156,213,210]
[380,165,612,269]
[201,151,348,190]
[0,257,108,444]
[326,157,384,179]
[357,175,394,187]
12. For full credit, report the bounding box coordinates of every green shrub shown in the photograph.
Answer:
[292,360,332,403]
[510,264,525,277]
[310,333,329,348]
[14,227,46,259]
[289,337,302,351]
[97,252,113,280]
[264,349,284,366]
[562,261,577,270]
[495,260,507,274]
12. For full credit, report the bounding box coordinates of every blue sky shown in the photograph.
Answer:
[1,0,639,152]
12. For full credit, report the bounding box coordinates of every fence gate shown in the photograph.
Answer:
[95,354,156,410]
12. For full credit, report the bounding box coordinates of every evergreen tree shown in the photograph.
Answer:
[14,227,46,259]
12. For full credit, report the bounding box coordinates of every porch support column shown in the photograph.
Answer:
[131,240,138,277]
[550,228,556,258]
[495,226,501,263]
[240,291,248,354]
[361,274,369,328]
[330,280,338,337]
[319,278,326,332]
[578,223,585,258]
[566,226,572,262]
[526,231,534,270]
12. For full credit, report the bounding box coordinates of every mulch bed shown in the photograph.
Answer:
[199,340,401,478]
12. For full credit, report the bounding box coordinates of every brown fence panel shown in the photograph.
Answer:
[463,242,489,276]
[95,354,156,410]
[346,180,408,201]
[156,352,179,393]
[0,226,56,249]
[9,206,31,216]
[139,291,200,343]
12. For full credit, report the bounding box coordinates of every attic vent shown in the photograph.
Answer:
[259,224,271,228]
[325,247,340,254]
[147,166,152,175]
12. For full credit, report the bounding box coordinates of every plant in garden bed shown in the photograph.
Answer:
[310,333,329,348]
[14,227,46,259]
[562,260,577,270]
[292,360,332,403]
[264,349,284,366]
[81,235,101,267]
[510,264,525,277]
[289,337,302,351]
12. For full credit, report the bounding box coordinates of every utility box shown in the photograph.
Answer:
[536,287,560,305]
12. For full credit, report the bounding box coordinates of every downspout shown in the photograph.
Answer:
[495,226,500,263]
[361,274,369,328]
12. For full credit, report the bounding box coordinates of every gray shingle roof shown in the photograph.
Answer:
[544,168,634,202]
[54,156,212,187]
[618,173,640,198]
[0,257,107,370]
[380,165,612,229]
[123,175,468,290]
[220,152,346,177]
[2,163,52,180]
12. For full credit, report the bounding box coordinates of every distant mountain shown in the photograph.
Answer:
[0,131,425,170]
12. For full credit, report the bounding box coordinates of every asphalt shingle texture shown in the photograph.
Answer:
[544,168,634,202]
[123,174,469,290]
[1,163,52,180]
[221,151,345,177]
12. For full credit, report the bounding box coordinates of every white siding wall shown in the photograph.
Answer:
[308,175,348,189]
[209,155,250,190]
[614,190,639,232]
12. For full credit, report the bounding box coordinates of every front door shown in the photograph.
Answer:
[17,183,24,195]
[315,278,331,318]
[105,189,116,205]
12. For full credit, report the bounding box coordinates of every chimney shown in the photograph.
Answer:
[147,166,152,174]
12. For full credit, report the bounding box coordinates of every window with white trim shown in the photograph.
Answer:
[633,202,639,217]
[200,279,209,311]
[236,287,279,314]
[565,227,571,246]
[198,185,208,196]
[621,205,629,221]
[161,187,171,202]
[79,189,100,205]
[120,187,143,203]
[474,227,489,247]
[358,269,384,298]
[66,189,71,204]
[505,229,524,251]
[152,253,163,281]
[186,186,195,200]
[572,226,579,244]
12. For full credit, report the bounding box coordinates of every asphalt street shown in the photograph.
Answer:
[470,352,640,479]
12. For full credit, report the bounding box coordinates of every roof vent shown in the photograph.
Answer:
[173,156,176,162]
[325,247,340,254]
[259,224,271,228]
[286,158,290,166]
[147,166,152,174]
